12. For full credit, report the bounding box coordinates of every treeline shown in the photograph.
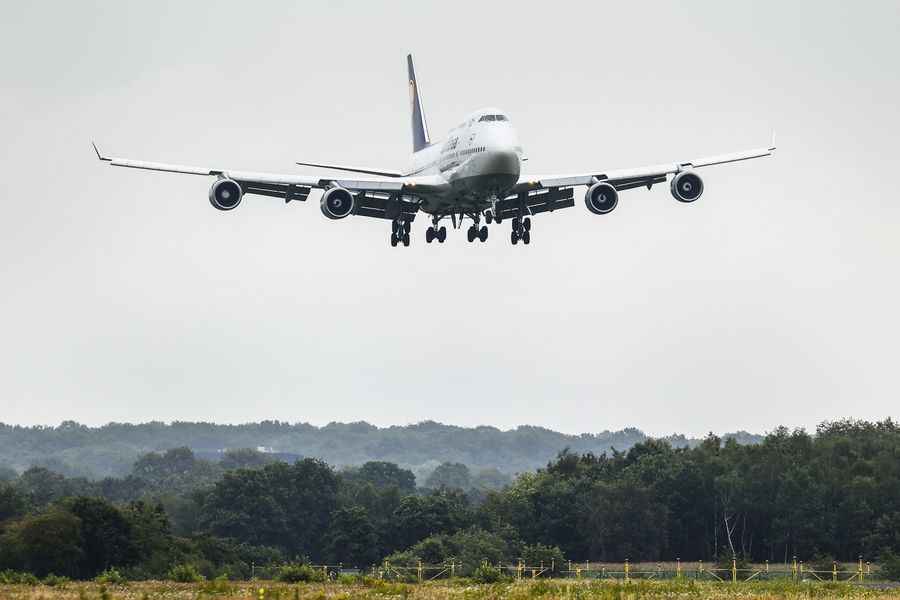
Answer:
[0,419,898,581]
[0,420,761,480]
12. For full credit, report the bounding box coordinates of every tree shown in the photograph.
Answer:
[200,459,338,559]
[65,496,136,577]
[325,506,379,566]
[426,463,472,490]
[352,461,416,492]
[1,509,84,577]
[219,448,275,471]
[0,482,28,522]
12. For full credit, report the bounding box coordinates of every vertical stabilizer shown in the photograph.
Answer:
[407,54,431,153]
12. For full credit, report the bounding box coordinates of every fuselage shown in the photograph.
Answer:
[406,107,523,214]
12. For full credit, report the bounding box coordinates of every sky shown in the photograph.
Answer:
[0,0,898,437]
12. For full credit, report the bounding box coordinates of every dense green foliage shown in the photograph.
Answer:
[0,420,759,479]
[0,419,897,581]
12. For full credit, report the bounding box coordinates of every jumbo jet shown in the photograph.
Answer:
[94,54,775,247]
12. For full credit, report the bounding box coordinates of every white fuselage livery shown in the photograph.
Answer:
[405,107,523,214]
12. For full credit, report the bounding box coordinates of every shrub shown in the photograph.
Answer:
[42,573,70,587]
[167,563,205,583]
[277,564,325,583]
[199,574,235,595]
[880,551,900,582]
[471,564,503,584]
[0,570,39,585]
[95,568,127,585]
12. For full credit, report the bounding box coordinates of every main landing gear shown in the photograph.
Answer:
[510,217,531,245]
[426,225,447,243]
[390,219,410,247]
[467,224,488,243]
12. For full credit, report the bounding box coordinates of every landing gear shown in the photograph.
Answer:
[485,211,493,225]
[426,225,447,244]
[467,223,488,243]
[391,220,411,247]
[511,217,531,245]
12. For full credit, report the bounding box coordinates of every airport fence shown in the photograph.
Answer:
[282,556,880,584]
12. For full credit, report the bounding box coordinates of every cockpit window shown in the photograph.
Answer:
[478,114,508,122]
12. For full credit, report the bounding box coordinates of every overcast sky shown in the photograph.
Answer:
[1,1,898,437]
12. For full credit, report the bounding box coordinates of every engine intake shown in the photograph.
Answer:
[585,181,619,215]
[320,187,355,219]
[209,179,243,211]
[670,171,704,203]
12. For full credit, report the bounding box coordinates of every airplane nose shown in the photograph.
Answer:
[486,149,520,177]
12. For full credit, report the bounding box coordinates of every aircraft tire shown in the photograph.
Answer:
[524,218,532,232]
[479,226,488,242]
[438,227,447,243]
[511,231,518,245]
[390,233,398,247]
[523,231,531,245]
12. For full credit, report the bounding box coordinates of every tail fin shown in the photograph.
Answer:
[407,54,431,153]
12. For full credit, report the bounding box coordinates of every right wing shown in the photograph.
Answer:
[93,143,448,221]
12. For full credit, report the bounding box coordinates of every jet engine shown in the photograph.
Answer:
[670,171,704,203]
[584,181,619,215]
[320,187,355,219]
[209,179,243,211]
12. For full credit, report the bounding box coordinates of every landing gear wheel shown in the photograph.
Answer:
[512,219,522,233]
[390,233,398,247]
[467,227,476,243]
[402,232,410,247]
[522,231,531,245]
[523,218,532,232]
[485,212,493,225]
[403,221,411,235]
[426,228,434,243]
[511,231,519,245]
[479,226,488,242]
[438,226,447,243]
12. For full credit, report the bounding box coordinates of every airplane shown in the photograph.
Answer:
[94,54,775,248]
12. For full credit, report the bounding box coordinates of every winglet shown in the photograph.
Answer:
[92,141,110,162]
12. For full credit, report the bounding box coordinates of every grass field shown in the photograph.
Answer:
[2,579,899,600]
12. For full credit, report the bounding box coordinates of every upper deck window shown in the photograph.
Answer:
[478,114,508,122]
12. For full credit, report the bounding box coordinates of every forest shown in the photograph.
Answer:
[0,419,898,581]
[0,420,761,480]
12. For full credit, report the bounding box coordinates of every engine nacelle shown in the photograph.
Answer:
[670,171,704,203]
[209,179,243,211]
[584,181,619,215]
[320,187,356,219]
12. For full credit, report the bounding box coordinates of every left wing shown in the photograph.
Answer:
[93,144,451,222]
[514,139,776,194]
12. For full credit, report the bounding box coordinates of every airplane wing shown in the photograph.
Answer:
[514,138,776,195]
[92,144,448,221]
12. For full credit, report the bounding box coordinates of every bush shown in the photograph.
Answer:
[42,573,70,587]
[167,563,205,583]
[471,564,503,584]
[880,551,900,582]
[0,570,39,585]
[200,574,235,595]
[95,568,127,585]
[277,564,325,583]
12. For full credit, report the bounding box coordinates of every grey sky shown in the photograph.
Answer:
[1,1,898,437]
